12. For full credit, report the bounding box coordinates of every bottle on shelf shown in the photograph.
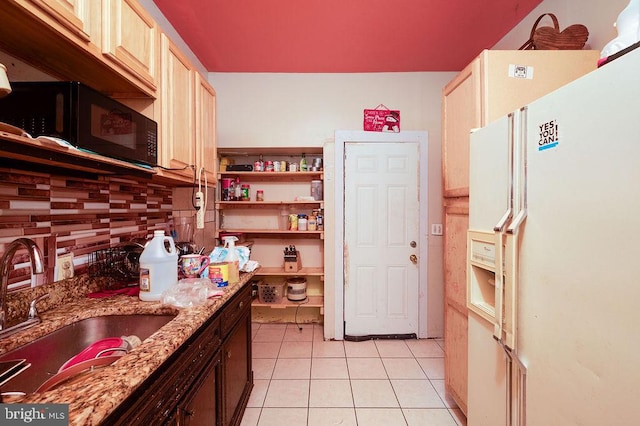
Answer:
[227,178,236,201]
[300,153,307,172]
[234,177,242,201]
[222,177,233,201]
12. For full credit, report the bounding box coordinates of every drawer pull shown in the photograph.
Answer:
[239,301,244,309]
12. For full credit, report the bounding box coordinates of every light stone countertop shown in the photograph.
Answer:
[0,272,256,425]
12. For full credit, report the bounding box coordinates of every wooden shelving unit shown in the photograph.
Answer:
[254,266,323,276]
[252,296,324,315]
[217,200,323,209]
[216,147,325,324]
[216,229,323,239]
[218,171,323,182]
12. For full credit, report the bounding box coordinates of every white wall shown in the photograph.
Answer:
[210,72,454,338]
[208,0,629,339]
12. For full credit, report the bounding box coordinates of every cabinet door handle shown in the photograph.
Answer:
[227,351,231,359]
[239,301,244,309]
[176,407,194,426]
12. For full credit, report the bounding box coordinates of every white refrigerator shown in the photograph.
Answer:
[467,46,640,425]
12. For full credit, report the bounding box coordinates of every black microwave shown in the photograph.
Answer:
[0,81,158,166]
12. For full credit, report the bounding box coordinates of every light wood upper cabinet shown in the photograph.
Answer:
[158,33,195,181]
[442,60,479,198]
[156,33,216,185]
[102,0,158,94]
[442,49,599,198]
[2,0,157,96]
[196,72,217,184]
[27,0,98,44]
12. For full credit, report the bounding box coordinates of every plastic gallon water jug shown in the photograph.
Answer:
[139,230,178,301]
[223,236,240,285]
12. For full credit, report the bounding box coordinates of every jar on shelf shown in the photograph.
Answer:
[254,155,264,172]
[308,214,317,231]
[279,207,289,230]
[298,214,308,231]
[241,184,250,201]
[311,180,323,201]
[256,190,264,202]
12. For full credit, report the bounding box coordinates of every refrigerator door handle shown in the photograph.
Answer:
[492,112,517,341]
[494,112,516,233]
[508,107,528,236]
[493,229,505,341]
[504,108,527,349]
[503,230,520,350]
[506,209,527,235]
[502,345,528,426]
[494,209,512,232]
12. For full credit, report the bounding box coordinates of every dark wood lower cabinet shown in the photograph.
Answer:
[223,312,251,426]
[175,352,221,425]
[103,284,253,426]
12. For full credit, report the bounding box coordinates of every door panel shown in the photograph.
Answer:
[344,142,419,336]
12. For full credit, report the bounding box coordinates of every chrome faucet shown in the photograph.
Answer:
[0,238,46,334]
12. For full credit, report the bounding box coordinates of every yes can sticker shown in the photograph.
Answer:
[538,120,558,151]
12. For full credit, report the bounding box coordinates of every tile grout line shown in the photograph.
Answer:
[250,324,459,426]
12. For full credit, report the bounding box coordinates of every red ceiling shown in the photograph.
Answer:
[153,0,543,73]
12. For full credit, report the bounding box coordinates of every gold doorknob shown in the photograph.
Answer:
[409,254,417,264]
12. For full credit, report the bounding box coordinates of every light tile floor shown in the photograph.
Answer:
[241,323,467,426]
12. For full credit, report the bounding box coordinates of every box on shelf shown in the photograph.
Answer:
[257,282,285,304]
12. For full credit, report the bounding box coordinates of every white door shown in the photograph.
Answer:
[344,141,420,337]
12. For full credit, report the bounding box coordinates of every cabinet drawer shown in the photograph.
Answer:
[221,284,252,337]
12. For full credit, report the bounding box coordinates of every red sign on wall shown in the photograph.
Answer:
[363,104,400,132]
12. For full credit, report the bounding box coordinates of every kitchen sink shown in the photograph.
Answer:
[0,314,175,394]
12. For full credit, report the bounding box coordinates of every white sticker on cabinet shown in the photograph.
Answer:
[509,64,534,79]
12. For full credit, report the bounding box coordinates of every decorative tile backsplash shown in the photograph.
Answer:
[0,167,173,290]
